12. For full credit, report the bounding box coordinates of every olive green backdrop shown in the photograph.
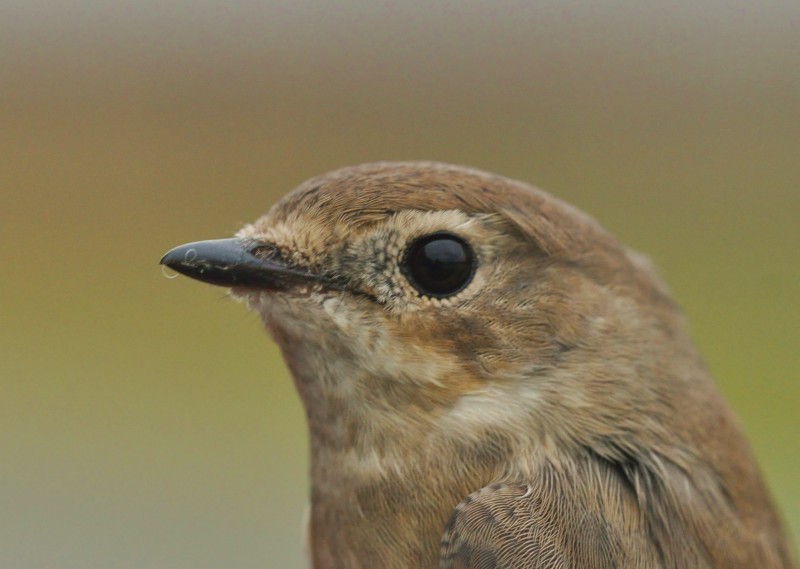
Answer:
[1,2,798,567]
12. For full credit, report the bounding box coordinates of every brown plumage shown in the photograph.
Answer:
[161,162,796,568]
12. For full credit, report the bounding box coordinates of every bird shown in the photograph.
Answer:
[161,162,796,569]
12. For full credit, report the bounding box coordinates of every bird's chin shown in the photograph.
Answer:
[227,287,283,322]
[227,286,257,300]
[232,286,332,331]
[228,283,321,301]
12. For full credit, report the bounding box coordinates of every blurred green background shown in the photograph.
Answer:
[1,1,798,567]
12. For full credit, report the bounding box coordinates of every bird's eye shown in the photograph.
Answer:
[402,232,476,298]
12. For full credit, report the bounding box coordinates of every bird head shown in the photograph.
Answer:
[162,162,704,466]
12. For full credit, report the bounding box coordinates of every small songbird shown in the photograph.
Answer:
[161,162,795,569]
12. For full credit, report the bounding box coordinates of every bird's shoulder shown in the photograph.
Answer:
[439,482,562,569]
[438,462,665,569]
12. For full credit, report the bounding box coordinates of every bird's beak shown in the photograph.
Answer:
[160,238,318,291]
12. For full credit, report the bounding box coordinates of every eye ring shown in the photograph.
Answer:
[401,232,477,298]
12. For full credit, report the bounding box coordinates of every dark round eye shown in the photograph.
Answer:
[402,232,476,298]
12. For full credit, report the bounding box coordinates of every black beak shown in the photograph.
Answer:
[160,238,317,290]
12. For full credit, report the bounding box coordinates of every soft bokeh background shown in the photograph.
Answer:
[1,1,798,567]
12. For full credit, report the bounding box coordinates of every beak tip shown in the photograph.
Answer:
[158,239,252,288]
[159,246,184,268]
